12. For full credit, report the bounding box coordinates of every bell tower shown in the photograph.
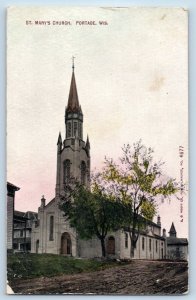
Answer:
[55,60,90,197]
[65,58,83,140]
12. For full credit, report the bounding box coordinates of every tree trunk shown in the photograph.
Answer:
[100,237,106,257]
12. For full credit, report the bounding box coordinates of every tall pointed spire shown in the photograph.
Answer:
[57,132,62,154]
[169,222,177,237]
[86,135,90,148]
[65,60,83,140]
[85,135,90,158]
[57,132,62,145]
[66,58,80,113]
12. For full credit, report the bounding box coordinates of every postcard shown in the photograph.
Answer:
[7,6,188,294]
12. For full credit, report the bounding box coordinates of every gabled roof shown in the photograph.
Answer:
[45,198,55,208]
[167,237,188,246]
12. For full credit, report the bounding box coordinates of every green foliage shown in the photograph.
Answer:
[140,200,156,221]
[7,253,121,281]
[60,140,179,257]
[60,184,129,241]
[103,140,179,220]
[102,140,179,256]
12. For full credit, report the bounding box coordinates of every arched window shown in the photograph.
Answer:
[64,160,71,184]
[49,215,54,241]
[66,122,72,138]
[149,238,152,251]
[78,122,82,138]
[74,122,78,136]
[142,237,145,250]
[156,240,158,252]
[81,161,86,185]
[125,232,128,248]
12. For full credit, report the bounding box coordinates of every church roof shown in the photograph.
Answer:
[45,198,55,208]
[138,215,161,228]
[66,71,80,113]
[167,237,188,246]
[169,222,177,234]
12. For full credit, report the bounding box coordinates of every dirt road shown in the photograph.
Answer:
[10,260,188,295]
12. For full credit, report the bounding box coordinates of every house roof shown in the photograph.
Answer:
[14,210,38,227]
[167,237,188,246]
[13,213,28,223]
[7,182,20,191]
[24,211,38,220]
[7,182,20,196]
[14,210,25,218]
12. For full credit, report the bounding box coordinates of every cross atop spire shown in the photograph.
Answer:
[72,56,75,71]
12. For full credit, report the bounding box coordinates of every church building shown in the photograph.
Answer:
[31,64,166,259]
[166,222,188,260]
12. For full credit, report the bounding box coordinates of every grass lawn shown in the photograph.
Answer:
[7,253,122,280]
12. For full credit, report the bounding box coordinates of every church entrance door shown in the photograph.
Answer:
[36,240,39,254]
[107,236,115,255]
[61,232,72,255]
[161,248,164,259]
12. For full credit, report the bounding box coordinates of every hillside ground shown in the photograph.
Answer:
[7,253,188,295]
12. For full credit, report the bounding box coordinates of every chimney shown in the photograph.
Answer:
[163,228,166,238]
[157,215,161,227]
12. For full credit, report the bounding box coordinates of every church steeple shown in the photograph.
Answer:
[65,62,83,140]
[56,60,91,196]
[169,222,177,237]
[66,70,80,113]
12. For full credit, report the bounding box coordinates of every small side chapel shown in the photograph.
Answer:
[31,64,166,259]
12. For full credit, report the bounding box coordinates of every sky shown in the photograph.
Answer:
[7,7,188,238]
